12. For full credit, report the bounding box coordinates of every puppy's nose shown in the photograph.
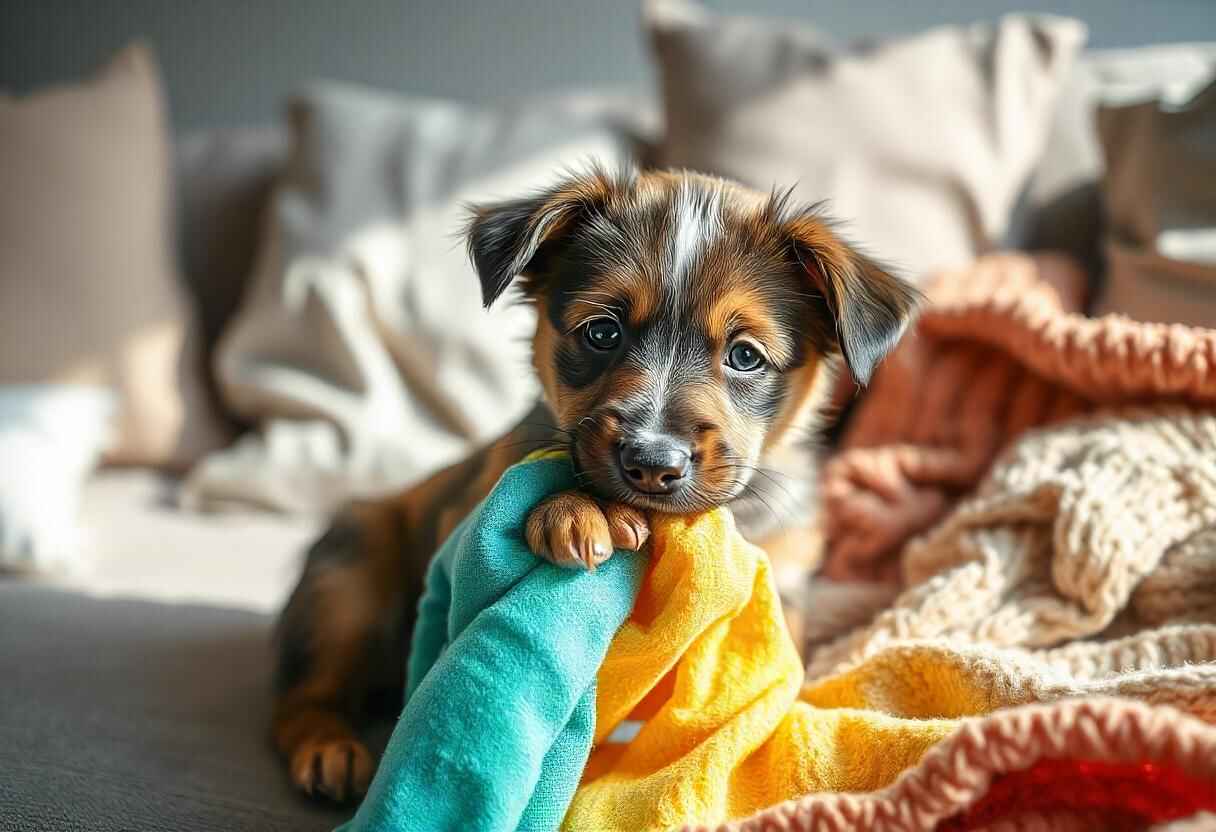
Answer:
[618,434,691,494]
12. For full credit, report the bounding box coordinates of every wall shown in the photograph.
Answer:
[3,0,1215,129]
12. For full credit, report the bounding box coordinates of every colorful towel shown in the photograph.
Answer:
[566,508,955,830]
[338,428,1216,830]
[336,454,646,832]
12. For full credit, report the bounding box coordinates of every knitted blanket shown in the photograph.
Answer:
[811,408,1216,679]
[822,253,1216,580]
[722,407,1216,829]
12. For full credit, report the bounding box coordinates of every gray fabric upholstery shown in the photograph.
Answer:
[0,584,369,832]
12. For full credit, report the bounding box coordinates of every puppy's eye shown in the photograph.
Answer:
[583,318,622,351]
[726,341,766,372]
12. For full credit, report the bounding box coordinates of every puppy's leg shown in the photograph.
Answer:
[526,492,649,569]
[272,499,418,802]
[273,405,556,802]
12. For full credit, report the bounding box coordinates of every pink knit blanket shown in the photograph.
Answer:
[822,253,1216,580]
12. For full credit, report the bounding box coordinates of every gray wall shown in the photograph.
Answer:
[4,0,1216,130]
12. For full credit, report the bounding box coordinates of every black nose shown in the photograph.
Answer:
[618,434,691,494]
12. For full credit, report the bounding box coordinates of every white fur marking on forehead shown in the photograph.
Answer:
[666,181,723,313]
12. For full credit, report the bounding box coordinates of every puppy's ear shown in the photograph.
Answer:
[466,169,625,307]
[780,207,922,386]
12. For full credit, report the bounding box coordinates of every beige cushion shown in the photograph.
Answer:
[647,0,1086,281]
[0,44,227,466]
[1096,74,1216,326]
[184,84,641,513]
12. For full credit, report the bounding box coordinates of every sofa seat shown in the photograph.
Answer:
[0,471,361,831]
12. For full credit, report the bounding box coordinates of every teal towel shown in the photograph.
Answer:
[336,455,645,832]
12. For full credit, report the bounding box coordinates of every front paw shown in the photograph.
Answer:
[525,492,649,570]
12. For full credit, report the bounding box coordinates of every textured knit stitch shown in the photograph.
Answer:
[822,253,1216,578]
[808,409,1216,681]
[1134,528,1216,626]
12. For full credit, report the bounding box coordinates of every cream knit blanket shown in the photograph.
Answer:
[809,408,1216,682]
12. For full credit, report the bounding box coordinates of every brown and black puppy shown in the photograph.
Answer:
[272,167,919,802]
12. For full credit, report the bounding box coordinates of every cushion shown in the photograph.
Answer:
[184,85,644,513]
[1095,69,1216,326]
[1010,44,1216,285]
[647,0,1086,281]
[0,43,228,466]
[175,126,289,374]
[1026,44,1216,209]
[0,386,113,572]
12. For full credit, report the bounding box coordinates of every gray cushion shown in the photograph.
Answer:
[1012,44,1216,298]
[174,126,288,365]
[0,584,368,831]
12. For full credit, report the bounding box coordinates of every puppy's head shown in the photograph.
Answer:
[467,168,918,513]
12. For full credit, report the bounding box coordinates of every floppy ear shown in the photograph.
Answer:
[782,209,922,386]
[465,169,625,308]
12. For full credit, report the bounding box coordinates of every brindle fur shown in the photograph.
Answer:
[273,168,920,801]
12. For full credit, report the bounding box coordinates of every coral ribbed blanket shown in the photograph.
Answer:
[822,253,1216,580]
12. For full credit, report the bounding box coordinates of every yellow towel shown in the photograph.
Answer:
[564,509,956,831]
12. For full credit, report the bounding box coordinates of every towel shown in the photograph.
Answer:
[336,453,954,832]
[566,509,954,830]
[336,453,646,832]
[339,446,1216,832]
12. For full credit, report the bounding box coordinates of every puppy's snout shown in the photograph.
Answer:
[618,433,691,494]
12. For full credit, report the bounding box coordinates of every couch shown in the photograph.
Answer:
[3,4,1216,830]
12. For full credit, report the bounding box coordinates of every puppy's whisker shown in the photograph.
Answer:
[489,439,569,455]
[570,289,624,308]
[517,422,577,440]
[739,482,783,530]
[717,458,800,504]
[573,301,620,317]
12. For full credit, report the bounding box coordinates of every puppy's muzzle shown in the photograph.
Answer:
[617,432,692,495]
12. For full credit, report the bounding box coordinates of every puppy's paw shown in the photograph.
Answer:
[601,501,650,552]
[290,738,374,803]
[526,492,649,570]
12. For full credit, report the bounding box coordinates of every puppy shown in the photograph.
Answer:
[272,167,919,802]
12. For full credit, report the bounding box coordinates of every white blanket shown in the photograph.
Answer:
[184,85,645,513]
